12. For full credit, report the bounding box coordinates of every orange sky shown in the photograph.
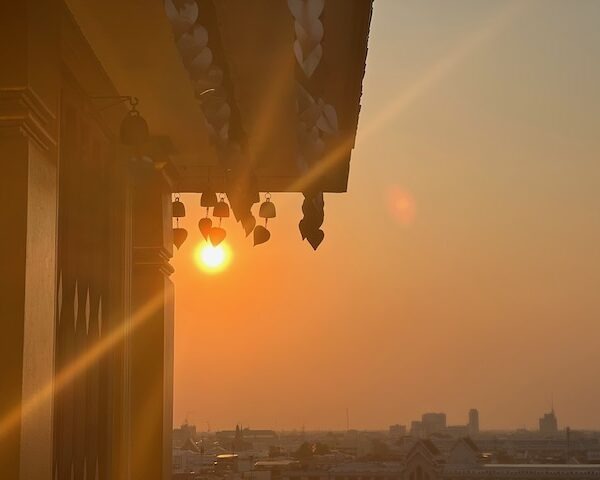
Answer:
[171,0,600,432]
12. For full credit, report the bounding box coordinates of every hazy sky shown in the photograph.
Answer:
[171,0,600,432]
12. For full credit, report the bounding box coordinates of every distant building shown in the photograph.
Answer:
[447,437,481,465]
[540,410,558,434]
[216,427,278,443]
[172,437,211,475]
[410,438,600,480]
[282,462,405,480]
[271,437,600,480]
[390,424,408,438]
[422,413,447,436]
[411,421,424,438]
[468,409,479,435]
[173,422,198,448]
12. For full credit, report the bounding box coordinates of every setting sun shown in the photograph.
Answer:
[194,242,231,274]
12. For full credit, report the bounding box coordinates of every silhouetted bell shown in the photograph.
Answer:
[213,200,230,218]
[253,225,271,246]
[209,227,226,246]
[172,199,186,218]
[173,228,188,249]
[120,110,149,146]
[259,199,276,219]
[198,217,212,240]
[201,189,218,208]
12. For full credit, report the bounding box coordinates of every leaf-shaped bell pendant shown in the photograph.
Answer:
[209,227,226,246]
[173,228,188,249]
[198,217,212,240]
[253,225,270,246]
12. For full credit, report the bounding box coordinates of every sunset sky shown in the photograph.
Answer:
[171,0,600,432]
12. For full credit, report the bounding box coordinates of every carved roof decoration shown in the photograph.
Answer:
[288,0,338,249]
[163,0,373,248]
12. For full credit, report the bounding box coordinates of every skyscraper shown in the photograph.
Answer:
[422,413,447,436]
[468,409,480,435]
[539,409,558,434]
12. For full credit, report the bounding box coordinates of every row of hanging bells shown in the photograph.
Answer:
[171,191,276,249]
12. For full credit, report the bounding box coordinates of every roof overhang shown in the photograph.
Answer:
[65,0,372,194]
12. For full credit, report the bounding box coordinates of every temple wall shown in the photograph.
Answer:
[0,1,175,479]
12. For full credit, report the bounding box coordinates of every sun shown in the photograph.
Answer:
[194,242,231,274]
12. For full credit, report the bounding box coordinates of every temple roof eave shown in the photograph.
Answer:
[65,0,373,194]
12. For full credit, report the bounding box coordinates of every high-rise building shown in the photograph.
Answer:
[422,413,447,436]
[468,409,480,435]
[539,410,558,434]
[410,421,424,438]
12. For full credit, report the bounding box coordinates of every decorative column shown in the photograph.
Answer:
[129,167,175,480]
[0,0,59,479]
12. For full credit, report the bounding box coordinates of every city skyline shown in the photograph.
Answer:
[173,405,580,434]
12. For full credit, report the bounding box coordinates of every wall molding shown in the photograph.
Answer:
[0,87,57,152]
[132,247,175,277]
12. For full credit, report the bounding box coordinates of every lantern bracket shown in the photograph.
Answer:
[91,95,140,112]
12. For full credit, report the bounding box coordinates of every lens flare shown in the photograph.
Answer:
[388,186,416,226]
[194,242,231,273]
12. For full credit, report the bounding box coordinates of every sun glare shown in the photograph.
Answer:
[194,242,231,274]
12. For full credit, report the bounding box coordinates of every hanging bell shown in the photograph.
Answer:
[173,228,188,249]
[120,110,149,146]
[201,188,218,208]
[213,198,230,218]
[259,195,276,219]
[172,198,186,218]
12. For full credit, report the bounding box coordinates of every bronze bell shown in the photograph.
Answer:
[259,200,276,219]
[120,110,149,146]
[172,199,186,218]
[213,200,230,218]
[201,189,218,208]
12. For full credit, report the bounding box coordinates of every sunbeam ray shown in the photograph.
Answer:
[0,292,168,441]
[288,0,532,194]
